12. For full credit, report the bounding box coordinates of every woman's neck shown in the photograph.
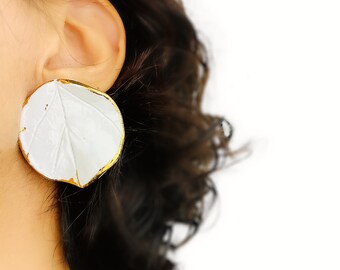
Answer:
[0,146,69,270]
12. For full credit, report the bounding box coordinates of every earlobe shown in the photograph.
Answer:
[42,0,126,92]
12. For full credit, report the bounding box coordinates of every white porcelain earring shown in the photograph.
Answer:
[18,78,125,188]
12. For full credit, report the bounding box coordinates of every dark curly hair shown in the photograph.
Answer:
[47,0,249,269]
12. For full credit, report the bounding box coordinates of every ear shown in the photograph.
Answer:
[40,0,126,92]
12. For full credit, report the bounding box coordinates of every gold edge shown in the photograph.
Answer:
[19,78,125,189]
[17,137,82,188]
[17,132,125,189]
[19,127,27,133]
[18,137,30,165]
[58,178,81,188]
[57,78,124,120]
[79,129,125,188]
[22,96,31,107]
[57,78,126,189]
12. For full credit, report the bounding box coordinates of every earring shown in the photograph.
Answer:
[18,78,125,188]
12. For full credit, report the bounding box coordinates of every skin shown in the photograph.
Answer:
[0,0,126,269]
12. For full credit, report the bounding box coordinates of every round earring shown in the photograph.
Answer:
[18,78,125,188]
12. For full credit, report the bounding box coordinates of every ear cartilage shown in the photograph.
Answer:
[18,78,125,188]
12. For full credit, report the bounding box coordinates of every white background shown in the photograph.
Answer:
[175,0,340,269]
